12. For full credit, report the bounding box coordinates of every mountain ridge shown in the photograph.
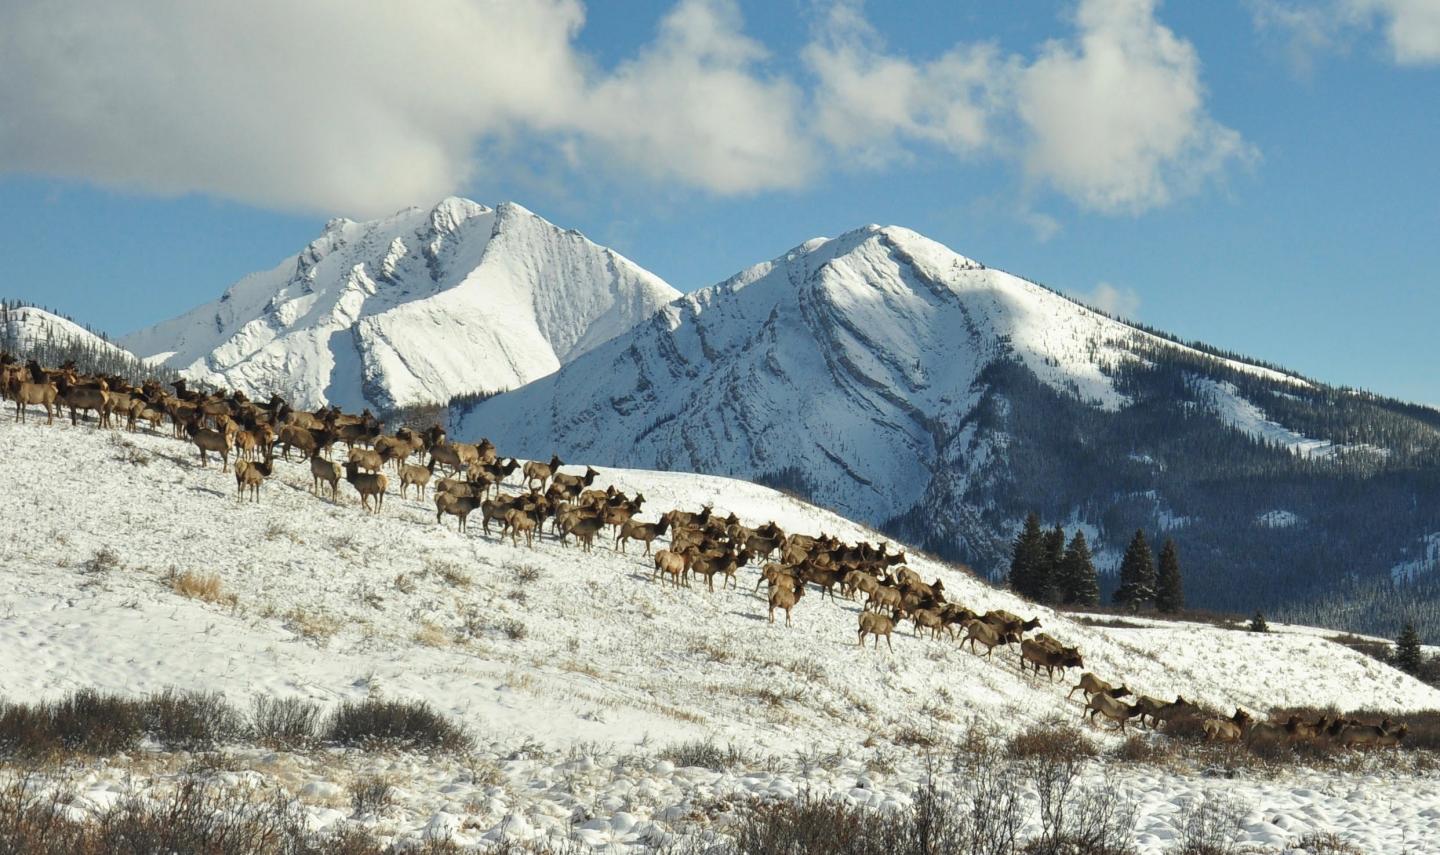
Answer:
[452,221,1440,632]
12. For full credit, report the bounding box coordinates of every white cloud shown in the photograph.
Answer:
[0,0,810,216]
[1014,0,1256,214]
[1350,0,1440,63]
[1251,0,1440,68]
[803,2,1007,166]
[0,0,1254,221]
[805,0,1251,215]
[580,0,814,193]
[1079,282,1142,318]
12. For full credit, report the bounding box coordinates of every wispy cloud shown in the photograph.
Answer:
[1250,0,1440,69]
[1078,282,1143,318]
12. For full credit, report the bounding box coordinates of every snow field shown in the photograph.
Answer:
[2,411,1440,851]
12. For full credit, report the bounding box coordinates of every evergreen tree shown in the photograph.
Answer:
[1155,538,1185,613]
[1112,529,1156,613]
[1040,524,1066,603]
[1008,513,1046,601]
[1395,623,1424,674]
[1059,530,1099,606]
[1249,611,1269,632]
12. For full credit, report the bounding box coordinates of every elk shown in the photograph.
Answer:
[399,463,432,499]
[310,452,342,499]
[653,549,689,588]
[769,585,802,626]
[436,492,483,532]
[1019,638,1083,680]
[187,419,234,472]
[615,517,670,554]
[1203,709,1253,742]
[858,612,897,652]
[523,455,564,491]
[1067,673,1130,703]
[550,465,599,495]
[1084,693,1143,732]
[233,449,274,503]
[344,461,388,514]
[8,371,57,424]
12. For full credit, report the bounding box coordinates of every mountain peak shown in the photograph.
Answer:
[123,200,680,411]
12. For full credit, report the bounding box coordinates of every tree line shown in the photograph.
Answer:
[1007,512,1184,614]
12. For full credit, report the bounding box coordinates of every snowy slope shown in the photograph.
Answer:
[3,410,1434,751]
[455,225,1314,530]
[5,411,1440,852]
[2,304,137,362]
[122,199,680,412]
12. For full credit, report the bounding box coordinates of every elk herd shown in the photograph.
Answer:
[0,353,1410,751]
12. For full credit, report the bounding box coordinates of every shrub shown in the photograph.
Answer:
[250,696,321,750]
[724,772,1022,855]
[45,689,145,756]
[1007,719,1098,761]
[1173,793,1246,855]
[323,698,470,752]
[142,688,246,750]
[0,774,426,854]
[349,774,395,817]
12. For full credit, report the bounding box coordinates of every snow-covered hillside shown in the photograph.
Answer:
[455,224,1310,534]
[3,412,1438,851]
[122,199,680,412]
[2,304,137,362]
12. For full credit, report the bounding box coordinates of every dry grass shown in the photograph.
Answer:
[433,562,471,588]
[413,621,450,648]
[166,569,233,606]
[285,609,340,645]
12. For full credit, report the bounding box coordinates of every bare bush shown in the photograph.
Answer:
[250,696,321,750]
[143,688,246,750]
[324,698,471,752]
[349,774,395,818]
[1172,793,1246,855]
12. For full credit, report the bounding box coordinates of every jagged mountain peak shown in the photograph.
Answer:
[123,199,680,412]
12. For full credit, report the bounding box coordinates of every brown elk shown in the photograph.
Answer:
[344,461,388,514]
[523,455,564,491]
[858,612,897,652]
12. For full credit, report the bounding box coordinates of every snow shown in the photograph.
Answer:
[1391,533,1440,583]
[3,409,1440,849]
[120,199,680,412]
[1258,510,1302,529]
[2,305,138,362]
[1190,377,1377,460]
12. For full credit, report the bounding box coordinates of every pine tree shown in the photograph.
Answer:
[1039,524,1066,604]
[1395,623,1424,674]
[1249,611,1269,632]
[1155,539,1184,613]
[1008,513,1046,601]
[1112,529,1156,613]
[1059,530,1099,606]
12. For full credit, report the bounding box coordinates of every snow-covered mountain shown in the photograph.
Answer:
[456,224,1440,622]
[2,304,137,362]
[123,198,680,412]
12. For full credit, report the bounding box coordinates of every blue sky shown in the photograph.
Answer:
[1,0,1436,404]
